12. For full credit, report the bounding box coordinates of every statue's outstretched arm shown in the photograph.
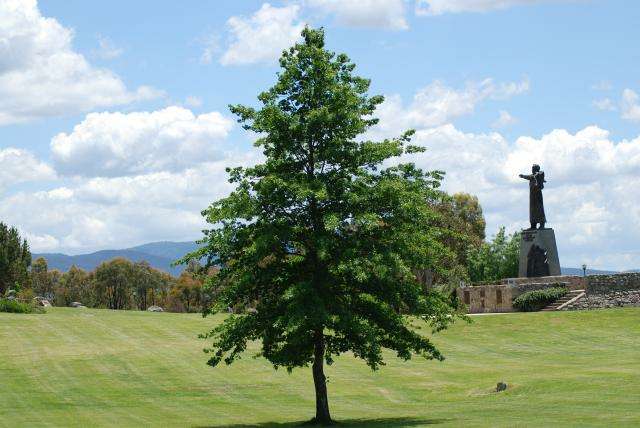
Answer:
[519,174,533,180]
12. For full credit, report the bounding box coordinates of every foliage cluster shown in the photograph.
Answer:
[467,227,520,283]
[0,222,31,295]
[424,192,486,289]
[0,298,42,314]
[513,287,567,312]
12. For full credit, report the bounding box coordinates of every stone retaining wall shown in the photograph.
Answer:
[457,279,572,313]
[564,290,640,310]
[585,273,640,294]
[499,275,586,290]
[457,272,640,314]
[457,284,513,313]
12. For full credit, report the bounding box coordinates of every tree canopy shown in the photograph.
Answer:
[0,222,31,295]
[467,227,520,283]
[187,28,464,424]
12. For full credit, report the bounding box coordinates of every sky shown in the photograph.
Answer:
[1,0,640,270]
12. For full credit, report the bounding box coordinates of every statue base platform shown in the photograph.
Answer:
[518,228,561,278]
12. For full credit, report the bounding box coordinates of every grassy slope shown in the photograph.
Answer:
[0,308,638,427]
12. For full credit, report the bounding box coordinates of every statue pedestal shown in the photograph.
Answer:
[518,228,561,278]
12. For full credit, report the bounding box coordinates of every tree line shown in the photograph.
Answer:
[1,222,211,313]
[28,257,210,312]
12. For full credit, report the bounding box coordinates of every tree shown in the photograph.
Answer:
[420,192,486,289]
[185,28,461,424]
[132,261,156,310]
[56,265,92,307]
[94,258,135,310]
[467,227,520,283]
[31,257,55,300]
[451,193,486,244]
[169,272,203,313]
[0,222,31,295]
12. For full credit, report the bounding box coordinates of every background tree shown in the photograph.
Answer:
[419,192,487,290]
[31,257,56,300]
[94,258,135,310]
[168,272,203,313]
[185,28,462,425]
[0,222,31,295]
[467,227,520,283]
[450,193,486,244]
[132,261,156,310]
[55,265,93,307]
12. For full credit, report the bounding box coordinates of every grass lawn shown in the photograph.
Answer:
[0,307,638,427]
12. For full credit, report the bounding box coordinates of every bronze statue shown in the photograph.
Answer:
[519,164,546,230]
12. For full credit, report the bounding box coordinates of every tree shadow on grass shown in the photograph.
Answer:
[200,417,452,428]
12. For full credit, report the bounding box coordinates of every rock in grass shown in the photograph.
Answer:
[496,382,507,392]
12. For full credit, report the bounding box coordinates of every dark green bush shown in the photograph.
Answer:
[0,298,43,314]
[513,287,567,312]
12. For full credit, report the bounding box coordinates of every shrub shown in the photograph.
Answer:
[0,298,43,314]
[513,287,567,312]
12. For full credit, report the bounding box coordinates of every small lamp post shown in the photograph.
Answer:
[582,264,587,277]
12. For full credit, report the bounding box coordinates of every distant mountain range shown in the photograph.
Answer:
[33,241,201,276]
[35,241,624,277]
[560,267,618,276]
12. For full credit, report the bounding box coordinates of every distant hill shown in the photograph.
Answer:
[561,267,618,276]
[34,241,201,276]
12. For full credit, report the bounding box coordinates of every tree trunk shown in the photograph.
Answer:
[312,330,332,425]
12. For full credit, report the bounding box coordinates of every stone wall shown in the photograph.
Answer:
[457,272,640,314]
[457,285,514,313]
[585,273,640,294]
[457,278,572,314]
[564,290,640,310]
[498,275,586,290]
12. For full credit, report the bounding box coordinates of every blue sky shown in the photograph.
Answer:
[1,0,640,270]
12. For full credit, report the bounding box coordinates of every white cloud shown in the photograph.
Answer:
[503,126,640,185]
[492,110,517,128]
[23,232,60,252]
[220,3,305,66]
[0,147,55,191]
[621,89,640,122]
[199,32,220,65]
[183,96,203,108]
[592,98,616,112]
[415,0,568,15]
[51,106,235,177]
[369,77,528,137]
[0,152,262,253]
[307,0,408,30]
[398,123,640,270]
[94,35,123,60]
[0,0,161,125]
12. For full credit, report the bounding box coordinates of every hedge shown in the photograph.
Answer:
[512,287,567,312]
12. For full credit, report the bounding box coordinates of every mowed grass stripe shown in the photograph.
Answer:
[0,308,638,427]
